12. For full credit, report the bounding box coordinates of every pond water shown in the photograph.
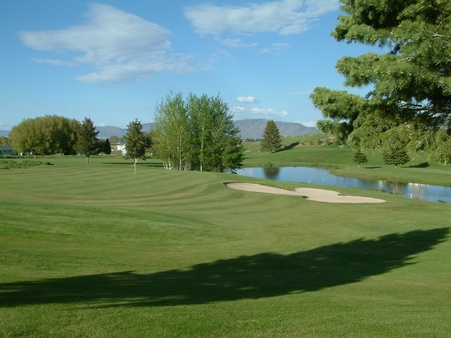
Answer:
[236,167,451,203]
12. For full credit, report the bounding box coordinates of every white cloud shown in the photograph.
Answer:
[19,3,196,84]
[237,96,258,103]
[216,38,258,48]
[184,0,339,36]
[258,42,291,54]
[250,108,288,118]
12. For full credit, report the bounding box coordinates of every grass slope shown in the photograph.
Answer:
[244,134,451,187]
[1,156,450,337]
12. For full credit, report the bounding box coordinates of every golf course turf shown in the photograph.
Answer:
[1,155,450,337]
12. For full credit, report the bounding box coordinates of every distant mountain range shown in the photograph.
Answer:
[0,119,320,140]
[95,119,319,139]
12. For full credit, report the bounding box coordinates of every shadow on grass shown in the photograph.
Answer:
[276,142,300,152]
[407,162,430,168]
[1,228,448,308]
[363,166,382,169]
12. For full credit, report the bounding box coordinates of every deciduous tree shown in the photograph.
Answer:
[10,115,78,155]
[124,119,150,166]
[153,92,244,172]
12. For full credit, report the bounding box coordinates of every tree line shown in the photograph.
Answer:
[8,93,245,172]
[9,115,112,161]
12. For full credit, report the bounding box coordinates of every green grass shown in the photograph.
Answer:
[1,155,451,337]
[243,134,451,187]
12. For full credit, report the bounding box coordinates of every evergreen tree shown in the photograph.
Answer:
[261,120,282,153]
[75,117,99,163]
[104,138,111,155]
[382,146,410,168]
[353,148,368,167]
[124,119,150,166]
[310,0,451,158]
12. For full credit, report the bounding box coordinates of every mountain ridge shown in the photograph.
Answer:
[96,119,320,139]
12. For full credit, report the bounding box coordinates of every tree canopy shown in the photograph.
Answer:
[310,0,451,162]
[124,119,151,166]
[153,92,244,172]
[9,115,79,155]
[261,120,282,153]
[75,117,99,163]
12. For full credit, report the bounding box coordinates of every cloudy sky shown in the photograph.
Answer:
[0,0,377,130]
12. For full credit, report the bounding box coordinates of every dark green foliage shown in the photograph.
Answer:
[154,92,244,172]
[103,138,112,155]
[261,120,282,153]
[310,0,451,159]
[9,115,79,155]
[353,148,368,167]
[75,117,99,163]
[124,119,150,165]
[382,146,410,167]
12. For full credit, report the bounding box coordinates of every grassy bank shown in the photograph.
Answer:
[1,156,450,337]
[243,134,451,187]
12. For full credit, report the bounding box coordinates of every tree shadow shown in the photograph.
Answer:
[1,228,448,308]
[407,162,429,168]
[363,166,382,169]
[276,142,300,152]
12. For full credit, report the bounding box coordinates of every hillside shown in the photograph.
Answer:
[95,119,319,139]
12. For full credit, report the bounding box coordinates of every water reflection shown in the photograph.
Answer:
[237,167,451,203]
[263,167,280,179]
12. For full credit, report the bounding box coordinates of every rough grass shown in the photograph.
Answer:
[1,156,451,337]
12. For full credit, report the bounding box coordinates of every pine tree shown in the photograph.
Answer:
[353,148,368,167]
[104,138,111,155]
[261,120,282,153]
[310,0,451,158]
[382,146,410,168]
[75,117,99,163]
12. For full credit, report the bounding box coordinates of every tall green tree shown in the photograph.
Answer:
[103,138,112,155]
[382,145,410,168]
[154,92,192,170]
[75,117,99,163]
[124,119,150,166]
[310,0,451,161]
[353,148,368,167]
[153,92,244,172]
[9,115,78,155]
[261,120,282,153]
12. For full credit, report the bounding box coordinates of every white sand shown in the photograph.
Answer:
[226,183,385,204]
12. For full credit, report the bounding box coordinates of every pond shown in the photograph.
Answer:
[236,167,451,203]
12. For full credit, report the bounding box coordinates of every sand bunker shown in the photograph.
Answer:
[226,183,385,204]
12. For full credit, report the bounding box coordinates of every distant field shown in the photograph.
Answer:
[1,155,450,337]
[243,134,451,187]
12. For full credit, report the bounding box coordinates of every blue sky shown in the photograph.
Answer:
[0,0,377,131]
